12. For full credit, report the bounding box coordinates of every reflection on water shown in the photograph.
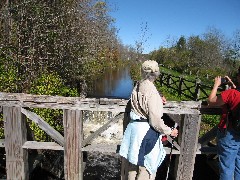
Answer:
[84,66,133,179]
[87,66,134,99]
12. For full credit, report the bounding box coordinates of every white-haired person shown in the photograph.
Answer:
[119,60,178,180]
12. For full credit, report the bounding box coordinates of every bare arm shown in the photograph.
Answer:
[208,76,225,106]
[225,76,237,89]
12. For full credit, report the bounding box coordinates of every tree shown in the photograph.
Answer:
[149,28,235,78]
[232,29,240,61]
[0,0,121,94]
[176,36,186,52]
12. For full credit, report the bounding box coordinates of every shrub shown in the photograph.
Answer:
[28,72,78,141]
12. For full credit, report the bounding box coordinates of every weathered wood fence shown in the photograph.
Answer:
[158,72,225,101]
[0,92,221,180]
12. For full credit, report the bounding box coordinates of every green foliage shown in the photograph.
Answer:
[155,83,183,101]
[176,36,187,51]
[199,114,220,137]
[0,0,121,94]
[150,47,174,66]
[149,30,238,80]
[202,114,220,127]
[160,66,217,87]
[0,56,19,93]
[0,56,19,138]
[30,72,78,96]
[28,72,78,141]
[29,108,64,142]
[129,62,141,81]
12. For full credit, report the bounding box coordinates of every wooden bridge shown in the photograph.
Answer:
[0,92,221,180]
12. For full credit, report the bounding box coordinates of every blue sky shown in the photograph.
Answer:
[109,0,240,53]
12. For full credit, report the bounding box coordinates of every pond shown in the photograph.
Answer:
[87,66,134,99]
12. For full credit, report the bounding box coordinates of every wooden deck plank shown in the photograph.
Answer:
[22,141,63,150]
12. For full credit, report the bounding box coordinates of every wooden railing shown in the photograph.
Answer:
[158,72,224,101]
[0,92,221,180]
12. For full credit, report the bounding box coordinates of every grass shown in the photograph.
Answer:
[156,67,220,138]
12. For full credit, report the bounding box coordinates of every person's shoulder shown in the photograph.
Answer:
[232,89,240,97]
[223,89,240,97]
[224,89,239,93]
[221,89,235,98]
[230,89,240,94]
[140,80,154,89]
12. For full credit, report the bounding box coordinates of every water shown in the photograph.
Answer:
[87,66,134,99]
[84,66,133,179]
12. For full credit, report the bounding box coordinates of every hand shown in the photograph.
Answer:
[162,96,167,104]
[170,128,178,137]
[208,76,223,105]
[213,76,222,88]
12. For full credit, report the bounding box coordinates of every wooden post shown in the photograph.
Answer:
[121,101,131,180]
[159,73,164,86]
[167,74,172,87]
[3,106,29,180]
[63,110,83,180]
[120,112,131,180]
[176,113,201,180]
[178,77,183,96]
[194,79,201,101]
